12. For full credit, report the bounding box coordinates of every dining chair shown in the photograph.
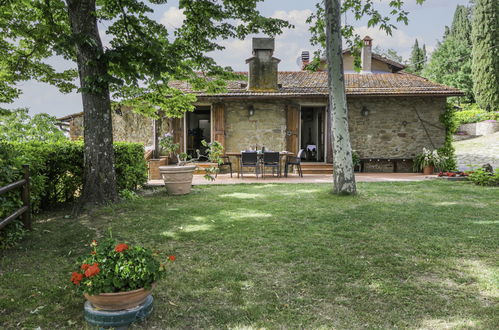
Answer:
[284,149,304,177]
[217,155,233,178]
[262,152,280,178]
[240,151,259,178]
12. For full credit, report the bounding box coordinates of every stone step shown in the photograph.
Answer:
[297,163,333,174]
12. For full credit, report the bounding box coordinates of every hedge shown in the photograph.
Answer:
[0,141,147,218]
[453,104,499,127]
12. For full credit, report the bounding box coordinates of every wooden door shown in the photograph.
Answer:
[286,104,300,155]
[171,117,184,153]
[212,103,225,148]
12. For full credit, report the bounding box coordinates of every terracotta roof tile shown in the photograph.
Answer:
[169,71,463,97]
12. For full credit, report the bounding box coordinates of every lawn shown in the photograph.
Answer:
[0,181,498,329]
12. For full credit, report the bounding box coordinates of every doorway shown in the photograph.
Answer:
[185,106,211,158]
[300,107,325,162]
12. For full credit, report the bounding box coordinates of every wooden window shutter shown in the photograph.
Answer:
[171,117,184,153]
[286,104,300,155]
[212,103,225,147]
[326,104,333,163]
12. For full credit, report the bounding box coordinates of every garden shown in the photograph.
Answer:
[1,181,498,328]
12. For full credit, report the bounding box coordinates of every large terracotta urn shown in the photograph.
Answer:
[159,164,197,195]
[84,286,153,310]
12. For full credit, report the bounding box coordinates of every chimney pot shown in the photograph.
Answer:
[361,35,373,74]
[301,51,310,70]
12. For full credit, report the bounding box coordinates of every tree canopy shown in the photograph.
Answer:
[0,0,292,206]
[423,5,474,102]
[471,0,499,110]
[0,108,67,142]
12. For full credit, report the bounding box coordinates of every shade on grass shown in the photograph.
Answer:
[0,181,498,328]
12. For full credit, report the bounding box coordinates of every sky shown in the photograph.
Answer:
[7,0,470,118]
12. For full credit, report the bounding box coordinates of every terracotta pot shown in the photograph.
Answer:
[84,286,153,311]
[159,164,197,195]
[148,158,167,180]
[423,165,434,175]
[160,156,169,166]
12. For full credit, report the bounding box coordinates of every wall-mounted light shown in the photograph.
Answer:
[361,106,369,117]
[402,120,408,126]
[248,105,255,117]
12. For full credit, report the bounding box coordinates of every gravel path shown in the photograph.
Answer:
[454,132,499,171]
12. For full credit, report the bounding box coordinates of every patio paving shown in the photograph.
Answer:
[147,172,435,186]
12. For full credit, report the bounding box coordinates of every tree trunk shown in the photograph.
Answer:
[324,0,357,195]
[66,0,118,205]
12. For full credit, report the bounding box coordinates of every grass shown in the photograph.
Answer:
[0,181,498,329]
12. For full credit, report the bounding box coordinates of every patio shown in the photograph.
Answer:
[147,172,436,186]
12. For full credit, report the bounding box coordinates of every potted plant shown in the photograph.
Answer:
[70,238,174,311]
[413,148,448,175]
[159,132,180,165]
[159,139,223,195]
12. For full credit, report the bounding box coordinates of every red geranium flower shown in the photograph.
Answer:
[81,263,90,271]
[91,251,96,255]
[115,243,129,253]
[169,255,176,262]
[85,263,100,277]
[71,272,84,285]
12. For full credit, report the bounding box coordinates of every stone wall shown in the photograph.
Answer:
[458,121,499,136]
[224,101,287,153]
[348,96,447,159]
[66,108,172,147]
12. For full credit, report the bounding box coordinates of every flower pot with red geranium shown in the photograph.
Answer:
[71,238,175,311]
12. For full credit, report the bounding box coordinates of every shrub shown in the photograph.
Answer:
[467,169,499,186]
[453,104,499,127]
[114,142,148,191]
[0,220,28,250]
[0,141,147,216]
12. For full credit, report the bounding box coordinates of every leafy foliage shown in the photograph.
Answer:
[406,39,426,74]
[423,5,473,102]
[0,0,291,118]
[71,238,170,295]
[423,37,473,101]
[0,220,28,250]
[413,148,449,172]
[158,132,179,157]
[467,168,499,186]
[471,0,499,110]
[201,140,224,181]
[454,104,499,126]
[437,103,457,171]
[0,108,67,142]
[0,141,147,217]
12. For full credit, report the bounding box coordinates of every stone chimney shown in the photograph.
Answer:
[301,51,310,70]
[361,36,373,74]
[246,38,281,90]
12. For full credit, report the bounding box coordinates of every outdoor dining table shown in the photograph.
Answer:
[225,151,294,178]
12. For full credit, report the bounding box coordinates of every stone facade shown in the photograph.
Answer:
[66,108,173,147]
[64,96,448,173]
[224,100,287,153]
[348,96,447,159]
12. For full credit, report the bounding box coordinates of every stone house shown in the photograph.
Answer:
[60,37,463,172]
